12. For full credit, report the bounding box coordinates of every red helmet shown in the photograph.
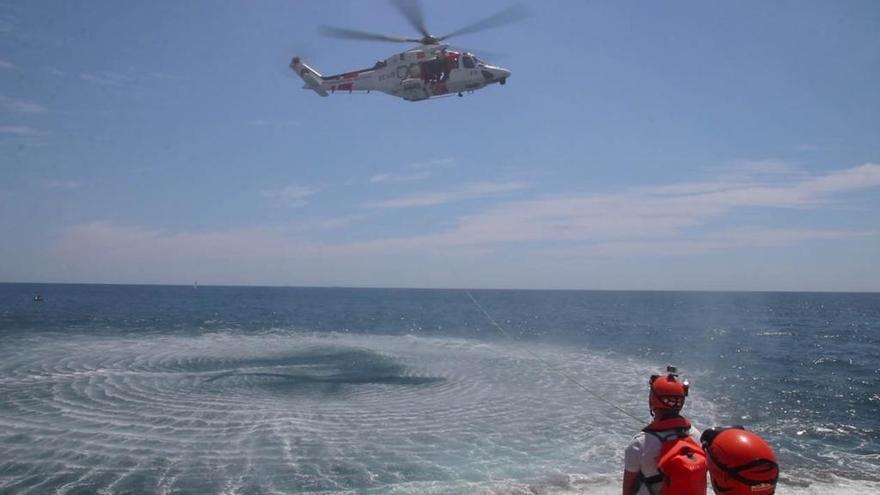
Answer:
[701,427,779,495]
[649,368,688,414]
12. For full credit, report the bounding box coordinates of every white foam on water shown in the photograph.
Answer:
[369,476,880,495]
[0,329,873,494]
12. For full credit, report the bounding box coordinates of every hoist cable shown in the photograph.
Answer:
[463,288,644,426]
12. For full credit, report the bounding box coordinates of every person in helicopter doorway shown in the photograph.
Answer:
[623,366,708,495]
[424,55,444,83]
[701,426,779,495]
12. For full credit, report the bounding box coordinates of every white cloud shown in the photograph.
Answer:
[1,96,48,114]
[47,221,485,287]
[414,163,880,246]
[632,180,756,196]
[369,158,455,184]
[56,222,323,259]
[546,229,876,258]
[734,159,803,177]
[703,159,806,184]
[364,181,529,209]
[39,164,880,288]
[0,60,14,70]
[262,184,317,207]
[48,222,336,285]
[0,125,47,136]
[717,228,875,247]
[80,71,133,86]
[369,171,431,183]
[796,163,880,195]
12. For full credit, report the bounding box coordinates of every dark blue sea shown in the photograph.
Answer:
[1,284,877,494]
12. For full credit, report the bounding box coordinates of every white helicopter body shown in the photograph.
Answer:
[291,45,510,102]
[290,1,526,102]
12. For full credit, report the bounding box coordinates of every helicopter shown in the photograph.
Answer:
[290,0,528,102]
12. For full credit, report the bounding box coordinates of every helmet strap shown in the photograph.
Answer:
[708,447,779,486]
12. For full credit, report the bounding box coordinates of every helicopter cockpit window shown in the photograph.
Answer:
[462,56,476,69]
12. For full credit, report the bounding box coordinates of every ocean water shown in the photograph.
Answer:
[0,284,877,494]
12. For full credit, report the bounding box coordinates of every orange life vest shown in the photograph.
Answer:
[638,416,708,495]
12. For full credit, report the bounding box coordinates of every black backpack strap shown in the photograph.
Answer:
[644,426,689,440]
[635,471,663,495]
[635,430,665,495]
[636,427,692,494]
[642,428,663,440]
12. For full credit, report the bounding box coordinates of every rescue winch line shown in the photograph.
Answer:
[463,288,644,426]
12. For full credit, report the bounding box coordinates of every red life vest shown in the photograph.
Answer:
[639,416,708,495]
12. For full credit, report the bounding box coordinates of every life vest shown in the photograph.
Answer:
[638,416,707,495]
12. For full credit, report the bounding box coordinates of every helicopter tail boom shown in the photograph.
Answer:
[290,57,329,97]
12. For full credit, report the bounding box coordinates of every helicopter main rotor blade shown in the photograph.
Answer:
[319,25,420,44]
[438,3,531,41]
[391,0,431,39]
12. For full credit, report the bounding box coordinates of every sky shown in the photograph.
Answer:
[1,0,879,291]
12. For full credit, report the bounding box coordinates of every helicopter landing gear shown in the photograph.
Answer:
[458,92,463,97]
[499,78,506,85]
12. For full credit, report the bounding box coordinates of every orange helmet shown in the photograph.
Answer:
[701,427,779,495]
[649,366,688,415]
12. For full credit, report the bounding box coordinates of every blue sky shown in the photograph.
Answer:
[1,0,878,291]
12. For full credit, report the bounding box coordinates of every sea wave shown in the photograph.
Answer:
[0,329,874,494]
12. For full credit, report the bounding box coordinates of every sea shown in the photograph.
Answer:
[0,283,877,494]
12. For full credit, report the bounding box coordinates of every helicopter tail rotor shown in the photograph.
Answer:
[290,57,329,97]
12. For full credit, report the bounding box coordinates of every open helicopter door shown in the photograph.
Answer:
[399,78,429,101]
[290,57,329,97]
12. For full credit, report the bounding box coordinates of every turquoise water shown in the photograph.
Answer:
[1,284,878,494]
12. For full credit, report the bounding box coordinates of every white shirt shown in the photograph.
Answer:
[624,425,701,495]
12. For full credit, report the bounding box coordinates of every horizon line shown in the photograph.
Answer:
[2,281,877,295]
